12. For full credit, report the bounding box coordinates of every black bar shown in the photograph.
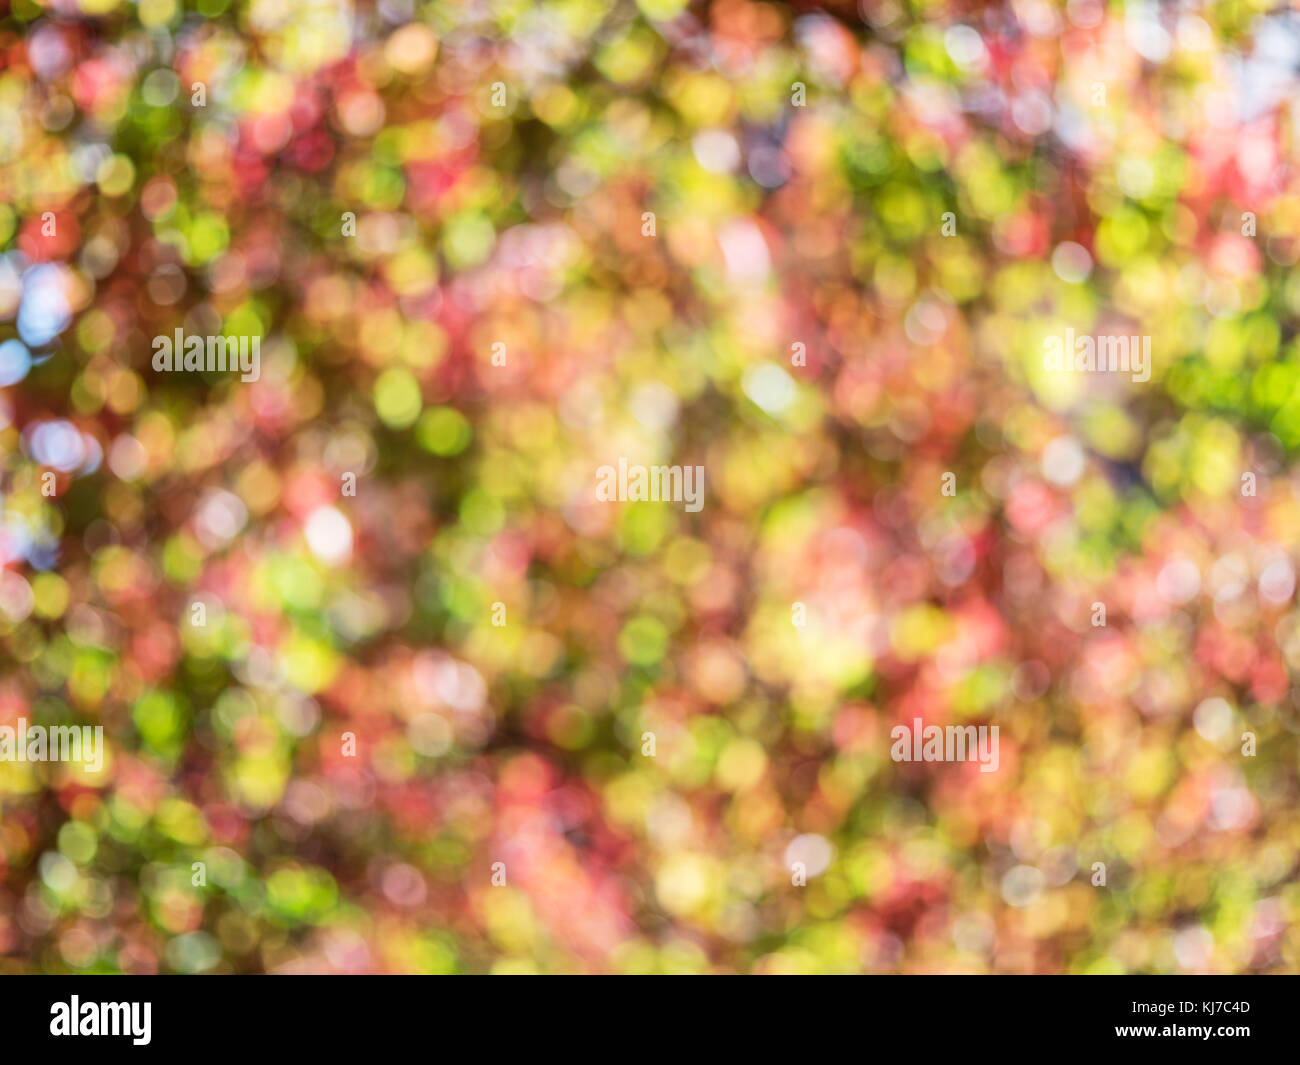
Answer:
[0,975,1291,1054]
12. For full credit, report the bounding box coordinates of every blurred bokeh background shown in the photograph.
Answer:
[1,0,1299,973]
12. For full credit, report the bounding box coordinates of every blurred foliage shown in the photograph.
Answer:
[1,0,1299,973]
